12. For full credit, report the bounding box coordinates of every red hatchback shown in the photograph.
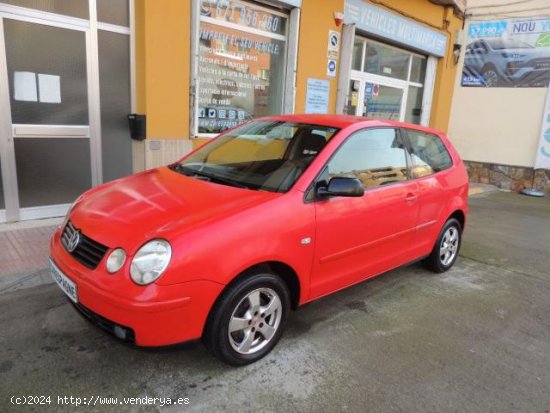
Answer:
[50,115,468,365]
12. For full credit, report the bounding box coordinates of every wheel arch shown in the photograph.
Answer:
[236,261,301,310]
[212,261,302,314]
[448,209,466,232]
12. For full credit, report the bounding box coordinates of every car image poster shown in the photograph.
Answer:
[462,19,550,88]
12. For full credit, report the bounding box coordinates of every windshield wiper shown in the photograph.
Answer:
[170,164,250,189]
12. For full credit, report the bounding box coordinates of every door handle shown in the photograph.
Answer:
[405,193,417,202]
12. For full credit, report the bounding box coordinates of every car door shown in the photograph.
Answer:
[310,128,419,300]
[403,128,455,255]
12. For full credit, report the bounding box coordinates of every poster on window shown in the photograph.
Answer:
[198,0,287,134]
[462,19,550,88]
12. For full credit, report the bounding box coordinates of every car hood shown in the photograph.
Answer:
[69,166,280,251]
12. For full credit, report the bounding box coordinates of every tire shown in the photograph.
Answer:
[481,64,500,87]
[203,272,290,366]
[423,218,462,273]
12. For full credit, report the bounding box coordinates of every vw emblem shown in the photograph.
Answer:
[67,230,81,252]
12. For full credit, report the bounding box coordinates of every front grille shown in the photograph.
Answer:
[61,221,109,270]
[535,59,550,69]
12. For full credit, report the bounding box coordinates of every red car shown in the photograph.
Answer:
[50,115,468,365]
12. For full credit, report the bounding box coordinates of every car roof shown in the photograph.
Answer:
[260,114,445,135]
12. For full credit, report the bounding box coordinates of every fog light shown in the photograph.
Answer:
[113,326,127,340]
[106,248,126,274]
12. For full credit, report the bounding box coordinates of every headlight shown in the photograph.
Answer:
[106,248,126,274]
[130,239,172,285]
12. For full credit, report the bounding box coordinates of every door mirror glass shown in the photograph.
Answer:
[317,177,364,198]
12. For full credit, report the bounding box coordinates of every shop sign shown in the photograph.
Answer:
[327,30,340,60]
[327,59,337,77]
[344,0,447,57]
[305,78,330,114]
[200,0,286,36]
[462,18,550,88]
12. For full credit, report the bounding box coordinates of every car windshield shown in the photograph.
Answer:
[170,120,339,193]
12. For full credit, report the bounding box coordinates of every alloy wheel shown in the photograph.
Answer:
[228,287,282,355]
[439,226,459,266]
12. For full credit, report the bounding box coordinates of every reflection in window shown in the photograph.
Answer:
[364,41,410,81]
[405,86,423,124]
[327,128,408,188]
[407,130,452,178]
[410,55,427,84]
[352,39,363,71]
[177,121,338,192]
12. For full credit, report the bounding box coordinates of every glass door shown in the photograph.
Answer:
[6,18,93,209]
[348,74,406,122]
[362,82,404,121]
[0,16,94,221]
[0,2,133,223]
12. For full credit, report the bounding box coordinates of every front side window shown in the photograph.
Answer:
[172,121,338,192]
[406,130,452,178]
[325,128,409,188]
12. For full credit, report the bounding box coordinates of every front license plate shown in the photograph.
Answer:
[50,259,78,303]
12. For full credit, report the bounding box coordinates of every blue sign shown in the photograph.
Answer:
[365,82,373,98]
[344,0,447,57]
[305,78,330,114]
[468,21,508,38]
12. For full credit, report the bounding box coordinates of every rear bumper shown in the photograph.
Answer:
[49,228,224,346]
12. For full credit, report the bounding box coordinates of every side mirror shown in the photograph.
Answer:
[317,177,364,198]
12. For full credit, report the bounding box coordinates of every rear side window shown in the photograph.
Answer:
[406,130,452,178]
[326,128,409,188]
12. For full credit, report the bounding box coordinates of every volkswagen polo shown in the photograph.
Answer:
[50,115,468,365]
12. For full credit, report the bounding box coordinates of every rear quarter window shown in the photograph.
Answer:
[406,130,453,178]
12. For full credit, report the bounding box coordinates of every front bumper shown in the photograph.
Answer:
[49,227,224,346]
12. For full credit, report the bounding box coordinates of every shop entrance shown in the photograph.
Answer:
[344,36,432,126]
[346,75,406,121]
[0,2,133,223]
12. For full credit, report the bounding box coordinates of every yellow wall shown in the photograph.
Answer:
[135,0,189,139]
[137,0,462,150]
[294,0,343,114]
[448,0,550,167]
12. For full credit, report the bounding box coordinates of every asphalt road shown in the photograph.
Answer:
[1,191,549,412]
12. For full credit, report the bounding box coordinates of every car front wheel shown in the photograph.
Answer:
[204,272,290,366]
[424,218,462,273]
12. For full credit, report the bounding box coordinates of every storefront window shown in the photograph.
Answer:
[352,39,363,71]
[410,55,427,84]
[364,40,410,81]
[350,37,428,125]
[198,0,288,135]
[404,85,423,124]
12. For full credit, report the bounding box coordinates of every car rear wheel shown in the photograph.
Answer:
[424,218,462,273]
[481,65,499,87]
[204,272,290,366]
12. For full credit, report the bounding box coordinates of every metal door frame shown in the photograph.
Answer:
[0,1,133,223]
[349,70,407,122]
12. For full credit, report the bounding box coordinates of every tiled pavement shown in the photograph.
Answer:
[0,219,61,293]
